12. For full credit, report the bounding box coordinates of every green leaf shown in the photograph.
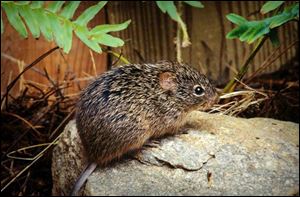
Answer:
[2,3,28,38]
[269,3,299,28]
[239,23,259,42]
[92,33,124,47]
[60,1,80,19]
[183,1,204,8]
[261,1,284,14]
[30,1,44,9]
[15,1,30,5]
[246,23,269,43]
[269,14,293,28]
[75,26,102,53]
[226,13,248,25]
[165,2,179,21]
[1,1,129,54]
[156,1,180,21]
[75,1,107,26]
[226,3,299,44]
[156,1,167,12]
[62,20,73,53]
[19,4,40,38]
[156,1,191,47]
[290,3,299,16]
[90,20,131,34]
[226,20,270,44]
[1,10,3,34]
[226,25,248,39]
[47,12,65,48]
[47,1,65,13]
[31,8,53,41]
[268,28,280,47]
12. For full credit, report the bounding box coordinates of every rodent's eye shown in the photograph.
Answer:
[193,85,205,97]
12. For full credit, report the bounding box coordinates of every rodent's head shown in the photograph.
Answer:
[159,62,219,111]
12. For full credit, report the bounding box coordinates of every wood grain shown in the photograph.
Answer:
[1,2,107,99]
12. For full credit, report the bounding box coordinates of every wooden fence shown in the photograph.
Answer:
[1,2,107,99]
[1,1,298,99]
[108,1,298,81]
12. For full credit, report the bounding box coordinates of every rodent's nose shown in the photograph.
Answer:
[206,92,219,108]
[212,92,220,104]
[202,92,219,110]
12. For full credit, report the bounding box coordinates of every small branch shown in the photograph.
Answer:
[0,114,69,192]
[176,1,183,63]
[105,50,130,65]
[133,48,145,63]
[223,36,268,93]
[89,49,98,76]
[245,40,299,84]
[1,46,60,107]
[2,112,41,137]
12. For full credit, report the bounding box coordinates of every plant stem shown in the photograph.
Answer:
[245,39,298,84]
[223,36,268,93]
[176,1,183,63]
[1,46,60,107]
[106,50,130,65]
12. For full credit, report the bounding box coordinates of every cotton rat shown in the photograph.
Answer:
[71,61,219,195]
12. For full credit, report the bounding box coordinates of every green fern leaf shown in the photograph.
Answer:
[18,4,40,38]
[31,8,53,41]
[15,1,30,5]
[1,1,130,54]
[30,1,44,9]
[92,33,125,47]
[75,26,102,53]
[2,2,28,38]
[60,1,80,19]
[62,20,73,53]
[183,1,204,8]
[226,13,248,25]
[48,13,65,48]
[1,9,4,34]
[75,1,107,26]
[90,20,131,34]
[261,1,284,14]
[226,2,298,44]
[46,1,65,13]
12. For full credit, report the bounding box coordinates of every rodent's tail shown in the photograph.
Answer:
[70,162,98,196]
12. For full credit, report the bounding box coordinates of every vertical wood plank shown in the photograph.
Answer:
[1,2,108,99]
[2,1,298,101]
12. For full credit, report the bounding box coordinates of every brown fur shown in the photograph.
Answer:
[76,61,219,166]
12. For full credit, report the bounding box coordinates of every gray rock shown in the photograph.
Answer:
[51,111,299,196]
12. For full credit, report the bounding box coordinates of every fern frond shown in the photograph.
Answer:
[1,1,131,54]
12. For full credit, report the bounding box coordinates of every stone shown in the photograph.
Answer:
[51,111,299,196]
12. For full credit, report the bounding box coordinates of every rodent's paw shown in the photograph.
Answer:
[177,127,190,134]
[143,140,161,148]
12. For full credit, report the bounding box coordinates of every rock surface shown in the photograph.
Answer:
[51,111,299,196]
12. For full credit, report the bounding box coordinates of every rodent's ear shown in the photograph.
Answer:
[159,72,177,91]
